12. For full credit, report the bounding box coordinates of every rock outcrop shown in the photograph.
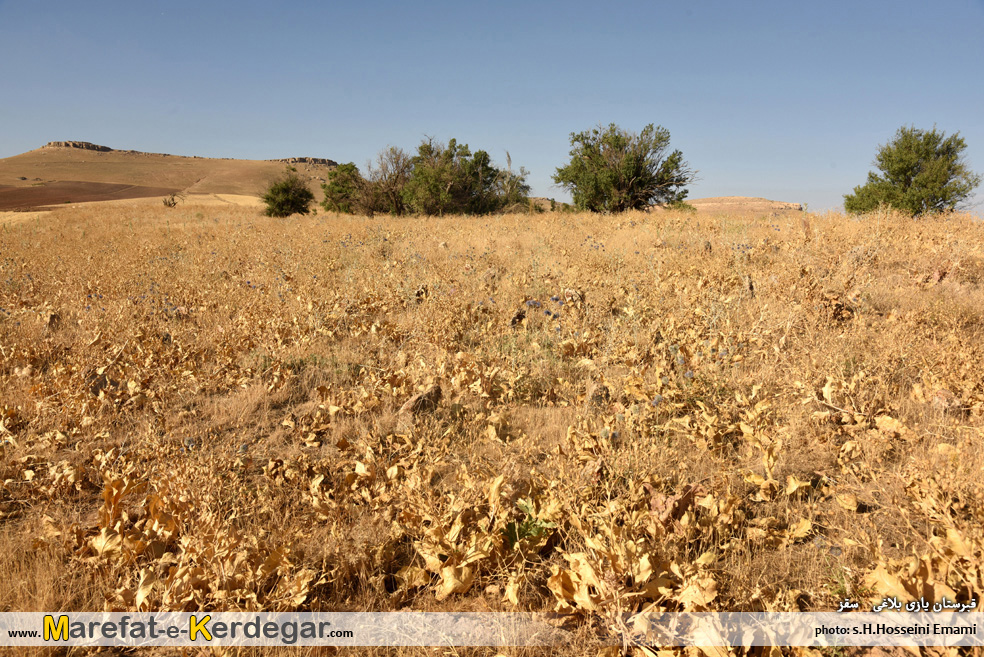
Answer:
[269,157,338,166]
[39,143,337,167]
[43,141,113,152]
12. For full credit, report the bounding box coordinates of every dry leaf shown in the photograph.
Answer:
[836,493,859,512]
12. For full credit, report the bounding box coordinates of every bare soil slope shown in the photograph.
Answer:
[0,142,337,210]
[0,181,182,210]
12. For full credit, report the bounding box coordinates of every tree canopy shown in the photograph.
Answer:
[844,126,980,215]
[322,139,531,217]
[552,123,694,213]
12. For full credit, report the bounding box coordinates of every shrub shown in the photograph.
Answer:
[322,141,530,217]
[667,199,697,214]
[553,123,695,213]
[262,169,315,217]
[162,193,183,208]
[494,152,533,212]
[401,138,488,215]
[322,148,414,217]
[844,126,981,216]
[402,138,530,216]
[321,163,364,215]
[368,146,414,216]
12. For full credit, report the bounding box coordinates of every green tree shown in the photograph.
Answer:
[844,126,981,215]
[401,138,527,215]
[495,152,534,211]
[262,169,315,217]
[321,163,364,214]
[553,123,694,213]
[321,148,413,217]
[366,146,413,216]
[321,140,530,217]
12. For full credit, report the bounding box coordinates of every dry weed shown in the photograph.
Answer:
[1,203,983,655]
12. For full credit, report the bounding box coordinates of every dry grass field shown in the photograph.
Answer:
[1,197,983,656]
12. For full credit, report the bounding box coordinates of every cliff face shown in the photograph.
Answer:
[269,156,339,166]
[44,141,113,152]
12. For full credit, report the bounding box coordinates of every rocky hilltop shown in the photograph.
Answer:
[688,196,803,212]
[41,142,337,166]
[43,141,113,152]
[269,156,339,166]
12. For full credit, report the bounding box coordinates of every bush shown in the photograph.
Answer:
[262,169,315,217]
[401,138,493,215]
[549,199,575,213]
[162,193,183,208]
[322,148,413,217]
[369,146,414,216]
[667,199,697,214]
[553,123,694,213]
[495,152,533,212]
[323,140,530,217]
[844,126,981,216]
[321,163,364,215]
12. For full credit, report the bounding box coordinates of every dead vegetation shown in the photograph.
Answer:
[1,202,983,656]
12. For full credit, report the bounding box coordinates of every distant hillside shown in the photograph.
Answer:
[0,142,338,210]
[0,142,806,215]
[530,195,804,215]
[686,196,803,213]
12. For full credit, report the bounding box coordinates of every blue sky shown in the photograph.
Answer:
[2,0,982,211]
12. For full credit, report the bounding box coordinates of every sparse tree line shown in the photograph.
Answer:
[321,140,533,217]
[260,123,979,218]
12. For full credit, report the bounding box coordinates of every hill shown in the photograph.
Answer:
[686,196,802,213]
[528,195,804,215]
[1,143,810,215]
[0,141,338,211]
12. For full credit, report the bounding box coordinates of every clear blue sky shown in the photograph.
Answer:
[2,0,982,211]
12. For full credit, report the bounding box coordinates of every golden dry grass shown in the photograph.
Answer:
[1,201,983,656]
